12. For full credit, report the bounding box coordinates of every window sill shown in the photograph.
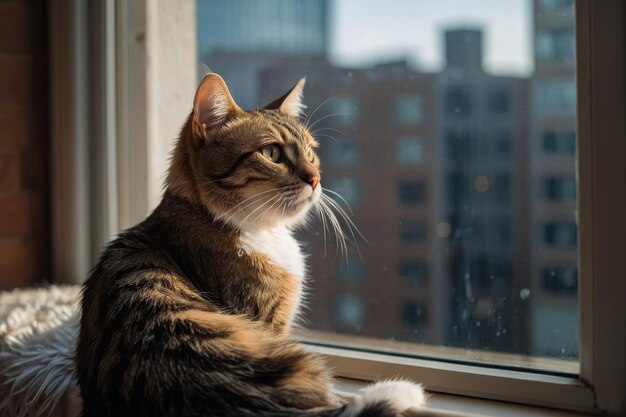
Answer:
[334,378,592,417]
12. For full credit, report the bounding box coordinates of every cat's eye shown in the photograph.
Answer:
[261,144,282,163]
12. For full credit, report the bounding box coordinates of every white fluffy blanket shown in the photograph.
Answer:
[0,286,81,417]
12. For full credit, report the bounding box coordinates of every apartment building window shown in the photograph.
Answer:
[445,85,472,116]
[542,130,576,155]
[394,95,422,126]
[401,301,428,328]
[543,266,578,294]
[487,87,511,115]
[496,217,511,245]
[544,222,577,248]
[492,173,511,202]
[534,79,576,113]
[495,131,512,157]
[400,220,427,245]
[397,180,425,205]
[445,130,473,159]
[328,139,358,166]
[334,295,365,327]
[543,176,576,201]
[538,0,574,11]
[395,136,424,165]
[399,261,428,287]
[537,29,575,63]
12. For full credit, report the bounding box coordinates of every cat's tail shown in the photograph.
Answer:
[333,380,427,417]
[265,380,428,417]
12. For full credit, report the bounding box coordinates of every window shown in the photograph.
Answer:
[495,132,512,157]
[543,176,576,201]
[401,301,428,328]
[538,0,574,11]
[397,180,425,205]
[399,261,428,287]
[59,0,626,415]
[544,222,577,248]
[542,130,576,155]
[334,295,365,327]
[487,87,511,114]
[400,220,426,245]
[537,29,575,63]
[543,266,578,294]
[328,139,358,166]
[395,136,424,165]
[534,79,576,113]
[445,86,472,116]
[492,173,511,202]
[394,95,422,125]
[189,0,590,406]
[496,217,511,244]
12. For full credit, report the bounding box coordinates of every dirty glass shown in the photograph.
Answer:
[196,0,578,371]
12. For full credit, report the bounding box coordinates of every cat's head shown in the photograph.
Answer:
[168,73,321,229]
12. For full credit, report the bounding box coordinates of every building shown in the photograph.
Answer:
[528,0,578,358]
[258,59,440,345]
[197,0,330,108]
[433,30,530,353]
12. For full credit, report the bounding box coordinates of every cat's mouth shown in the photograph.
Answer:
[288,184,322,209]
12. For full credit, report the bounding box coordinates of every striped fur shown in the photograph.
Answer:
[76,73,426,417]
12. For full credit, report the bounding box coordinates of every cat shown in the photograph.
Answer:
[76,73,426,417]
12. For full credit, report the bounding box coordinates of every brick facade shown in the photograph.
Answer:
[0,0,50,289]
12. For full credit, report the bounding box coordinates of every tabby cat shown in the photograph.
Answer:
[77,73,426,417]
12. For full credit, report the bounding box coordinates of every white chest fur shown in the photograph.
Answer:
[238,226,306,327]
[239,226,305,280]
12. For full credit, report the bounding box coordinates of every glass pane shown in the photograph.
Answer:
[197,0,578,373]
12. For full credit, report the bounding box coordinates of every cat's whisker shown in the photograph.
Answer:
[217,188,282,225]
[323,188,355,216]
[322,193,367,244]
[310,127,346,137]
[237,194,282,228]
[321,193,366,261]
[256,194,285,224]
[315,201,329,257]
[306,112,349,132]
[221,194,275,227]
[304,96,336,130]
[320,197,347,261]
[311,133,340,144]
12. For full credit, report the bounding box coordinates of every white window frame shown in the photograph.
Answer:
[49,0,625,415]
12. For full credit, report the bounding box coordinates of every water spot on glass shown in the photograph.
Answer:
[475,321,481,327]
[436,222,452,238]
[520,288,531,300]
[473,175,490,192]
[502,329,507,334]
[464,273,471,280]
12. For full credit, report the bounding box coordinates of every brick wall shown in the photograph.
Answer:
[0,0,50,289]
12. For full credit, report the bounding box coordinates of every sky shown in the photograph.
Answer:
[329,0,533,77]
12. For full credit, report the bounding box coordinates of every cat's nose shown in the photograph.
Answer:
[307,176,320,190]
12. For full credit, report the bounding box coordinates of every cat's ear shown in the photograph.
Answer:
[263,77,306,118]
[192,73,241,138]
